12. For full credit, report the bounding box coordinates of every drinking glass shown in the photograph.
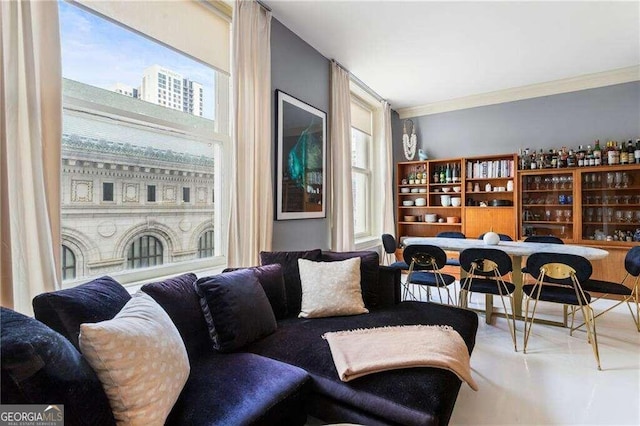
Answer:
[615,172,623,189]
[545,210,552,221]
[543,176,552,190]
[555,209,563,222]
[564,210,572,222]
[615,210,623,223]
[606,208,614,222]
[635,211,640,224]
[586,208,594,222]
[534,176,541,190]
[552,176,560,189]
[606,172,615,188]
[625,211,634,223]
[622,172,631,188]
[623,195,632,205]
[559,176,567,189]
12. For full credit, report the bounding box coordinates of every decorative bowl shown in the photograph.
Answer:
[446,216,460,223]
[425,213,438,223]
[442,187,452,193]
[404,215,418,222]
[415,198,427,206]
[453,186,461,193]
[410,188,419,193]
[400,187,410,193]
[451,197,462,207]
[402,200,414,207]
[419,188,427,193]
[440,195,451,207]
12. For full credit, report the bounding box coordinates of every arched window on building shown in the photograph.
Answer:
[198,230,215,258]
[127,235,163,269]
[62,245,76,280]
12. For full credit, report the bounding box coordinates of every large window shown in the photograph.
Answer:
[198,230,215,258]
[350,97,374,238]
[61,245,76,280]
[127,235,163,269]
[59,1,228,284]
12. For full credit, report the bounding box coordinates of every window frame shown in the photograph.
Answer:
[126,235,164,269]
[58,1,230,288]
[61,245,77,281]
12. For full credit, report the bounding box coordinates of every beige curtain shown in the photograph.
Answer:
[227,0,272,267]
[378,101,395,235]
[330,61,354,251]
[1,0,62,315]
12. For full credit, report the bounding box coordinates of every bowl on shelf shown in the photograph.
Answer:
[453,186,461,193]
[446,216,460,223]
[419,188,427,193]
[442,187,452,193]
[440,195,451,207]
[400,187,410,193]
[404,215,418,222]
[425,213,438,223]
[402,200,414,206]
[490,199,513,207]
[451,197,462,207]
[415,198,427,206]
[411,188,419,193]
[433,188,441,192]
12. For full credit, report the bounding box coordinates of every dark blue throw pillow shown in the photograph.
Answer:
[0,307,115,426]
[222,264,288,319]
[141,273,209,360]
[194,269,277,353]
[32,276,131,350]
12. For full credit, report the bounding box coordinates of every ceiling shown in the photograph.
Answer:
[265,1,640,111]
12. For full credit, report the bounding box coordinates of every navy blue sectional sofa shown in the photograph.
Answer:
[1,250,478,426]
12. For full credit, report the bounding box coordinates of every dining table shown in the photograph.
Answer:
[403,237,609,324]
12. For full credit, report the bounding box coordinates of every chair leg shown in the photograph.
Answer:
[498,293,518,352]
[580,305,602,370]
[523,293,541,354]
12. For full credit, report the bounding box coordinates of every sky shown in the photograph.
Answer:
[58,1,216,120]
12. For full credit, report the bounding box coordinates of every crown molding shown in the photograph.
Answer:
[397,65,640,119]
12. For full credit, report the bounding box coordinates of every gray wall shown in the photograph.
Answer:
[271,19,331,250]
[393,81,640,163]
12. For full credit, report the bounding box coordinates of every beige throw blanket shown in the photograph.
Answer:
[323,325,478,391]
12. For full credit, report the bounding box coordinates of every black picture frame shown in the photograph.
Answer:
[275,90,327,220]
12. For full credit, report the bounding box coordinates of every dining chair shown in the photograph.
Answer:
[436,231,466,267]
[402,244,456,305]
[523,235,565,244]
[459,248,517,351]
[522,253,601,369]
[381,234,409,269]
[478,233,513,241]
[573,246,640,332]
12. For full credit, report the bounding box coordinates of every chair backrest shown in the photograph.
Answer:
[460,248,512,277]
[478,233,513,241]
[381,234,397,255]
[624,246,640,277]
[526,252,592,285]
[436,231,466,239]
[402,244,447,271]
[524,235,564,244]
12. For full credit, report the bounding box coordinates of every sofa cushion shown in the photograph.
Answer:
[140,273,209,360]
[79,293,190,426]
[246,301,478,426]
[0,307,115,426]
[222,264,288,319]
[298,257,368,318]
[321,251,380,309]
[260,249,322,317]
[32,276,130,350]
[167,352,308,426]
[195,269,277,352]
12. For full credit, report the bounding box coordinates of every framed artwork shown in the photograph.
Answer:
[276,90,327,220]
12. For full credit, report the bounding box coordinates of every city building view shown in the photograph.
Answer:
[59,2,223,284]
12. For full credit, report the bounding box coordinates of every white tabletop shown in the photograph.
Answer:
[403,237,609,260]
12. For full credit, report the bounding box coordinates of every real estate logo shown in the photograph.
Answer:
[0,405,64,426]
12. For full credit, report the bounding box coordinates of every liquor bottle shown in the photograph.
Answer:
[415,166,422,182]
[586,145,594,166]
[536,149,544,169]
[635,139,640,164]
[593,140,602,166]
[452,163,459,183]
[550,149,557,168]
[620,140,630,165]
[445,163,452,183]
[576,145,586,167]
[567,148,576,168]
[626,140,634,165]
[439,166,445,183]
[607,141,619,165]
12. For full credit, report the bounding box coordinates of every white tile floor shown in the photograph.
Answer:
[449,294,640,425]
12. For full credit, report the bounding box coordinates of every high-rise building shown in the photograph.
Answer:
[109,82,138,98]
[139,65,203,117]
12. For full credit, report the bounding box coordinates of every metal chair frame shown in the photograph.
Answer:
[459,253,518,351]
[523,261,601,370]
[404,248,454,305]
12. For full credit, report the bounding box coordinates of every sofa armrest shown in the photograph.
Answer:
[375,266,401,309]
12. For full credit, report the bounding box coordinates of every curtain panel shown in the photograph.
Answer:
[1,0,62,314]
[378,101,395,235]
[226,0,273,267]
[330,61,354,251]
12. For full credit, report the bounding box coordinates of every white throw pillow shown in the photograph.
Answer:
[298,257,369,318]
[79,292,190,426]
